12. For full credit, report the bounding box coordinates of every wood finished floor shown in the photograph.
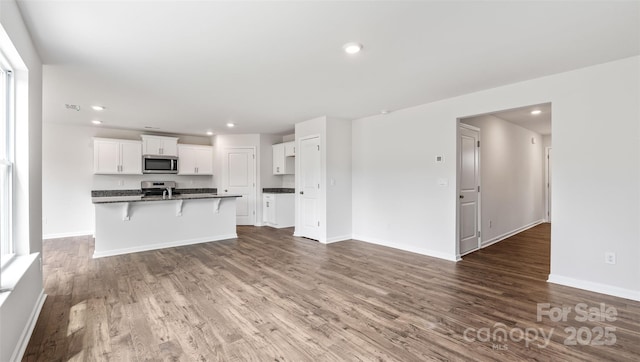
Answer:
[24,223,640,361]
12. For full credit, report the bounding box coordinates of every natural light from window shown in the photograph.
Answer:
[0,53,14,269]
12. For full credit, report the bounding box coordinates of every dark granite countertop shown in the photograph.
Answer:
[91,188,217,197]
[91,188,240,204]
[262,188,295,194]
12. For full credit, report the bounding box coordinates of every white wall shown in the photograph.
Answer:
[462,115,545,244]
[0,0,44,360]
[42,122,213,238]
[542,134,552,149]
[352,56,640,300]
[326,118,352,241]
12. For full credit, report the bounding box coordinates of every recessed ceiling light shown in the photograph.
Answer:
[381,110,390,115]
[343,42,363,54]
[91,105,106,111]
[226,122,235,128]
[206,131,214,136]
[531,110,542,115]
[91,120,102,125]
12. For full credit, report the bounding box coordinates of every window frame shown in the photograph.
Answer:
[0,52,15,270]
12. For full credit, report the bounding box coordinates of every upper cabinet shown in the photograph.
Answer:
[93,138,142,175]
[273,142,295,175]
[284,141,295,157]
[141,135,178,156]
[177,144,213,175]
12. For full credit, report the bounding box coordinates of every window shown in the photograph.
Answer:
[0,53,14,268]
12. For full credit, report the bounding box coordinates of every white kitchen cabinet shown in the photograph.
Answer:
[141,135,178,156]
[93,138,142,175]
[272,143,295,175]
[262,193,294,228]
[178,144,213,175]
[284,141,295,157]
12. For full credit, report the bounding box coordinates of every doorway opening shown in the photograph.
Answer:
[457,103,552,258]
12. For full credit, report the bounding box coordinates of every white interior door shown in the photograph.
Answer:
[221,148,256,225]
[459,124,480,255]
[298,136,321,240]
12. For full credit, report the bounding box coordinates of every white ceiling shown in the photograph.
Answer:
[491,103,552,136]
[17,1,640,136]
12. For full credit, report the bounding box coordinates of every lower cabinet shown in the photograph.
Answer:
[262,193,294,228]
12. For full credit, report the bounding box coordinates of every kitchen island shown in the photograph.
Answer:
[92,190,241,258]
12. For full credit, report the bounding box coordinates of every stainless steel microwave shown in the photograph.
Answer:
[142,155,178,174]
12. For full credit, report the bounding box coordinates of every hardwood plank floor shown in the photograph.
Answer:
[23,223,640,361]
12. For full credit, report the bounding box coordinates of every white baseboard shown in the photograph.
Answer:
[481,219,545,248]
[43,230,94,240]
[323,234,352,244]
[548,274,640,302]
[352,234,458,262]
[10,290,46,362]
[92,234,238,258]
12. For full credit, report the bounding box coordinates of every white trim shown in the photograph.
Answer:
[352,234,459,262]
[322,234,352,244]
[479,219,545,248]
[92,234,238,258]
[547,274,640,302]
[43,230,94,240]
[10,289,46,362]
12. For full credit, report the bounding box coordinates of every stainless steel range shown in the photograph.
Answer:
[141,181,179,199]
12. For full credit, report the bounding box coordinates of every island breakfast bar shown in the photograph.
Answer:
[92,185,241,258]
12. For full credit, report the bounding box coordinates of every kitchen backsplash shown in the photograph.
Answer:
[281,174,295,188]
[93,173,214,190]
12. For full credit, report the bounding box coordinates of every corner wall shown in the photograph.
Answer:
[352,56,640,300]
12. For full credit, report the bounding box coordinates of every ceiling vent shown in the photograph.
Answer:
[65,104,81,111]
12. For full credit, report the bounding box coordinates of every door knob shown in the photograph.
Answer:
[224,189,228,192]
[459,195,464,199]
[299,191,304,195]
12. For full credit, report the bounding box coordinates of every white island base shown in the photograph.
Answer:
[93,197,237,258]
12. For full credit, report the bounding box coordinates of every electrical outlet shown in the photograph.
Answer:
[605,252,616,265]
[118,179,124,186]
